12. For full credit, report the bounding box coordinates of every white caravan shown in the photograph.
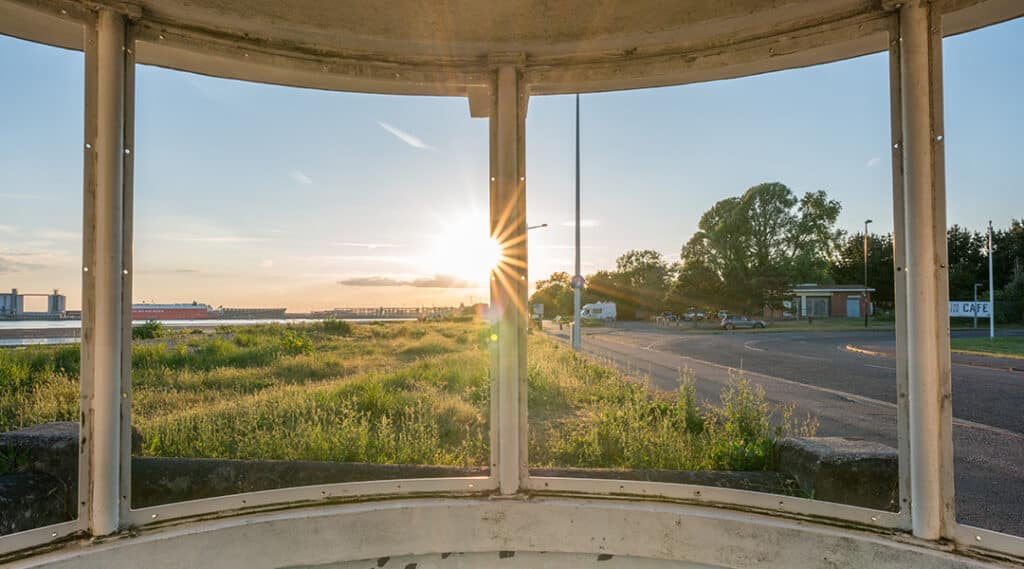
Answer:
[580,302,616,321]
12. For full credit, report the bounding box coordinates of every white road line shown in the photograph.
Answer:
[865,364,897,371]
[744,339,827,361]
[583,332,1024,441]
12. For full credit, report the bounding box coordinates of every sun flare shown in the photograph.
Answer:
[429,213,502,284]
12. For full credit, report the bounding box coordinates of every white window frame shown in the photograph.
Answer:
[0,0,1022,561]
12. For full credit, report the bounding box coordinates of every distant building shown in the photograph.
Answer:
[0,288,67,319]
[789,284,875,318]
[0,289,23,317]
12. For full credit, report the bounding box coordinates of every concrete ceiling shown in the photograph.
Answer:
[133,0,879,62]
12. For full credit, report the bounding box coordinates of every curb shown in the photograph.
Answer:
[845,344,889,357]
[846,344,1024,373]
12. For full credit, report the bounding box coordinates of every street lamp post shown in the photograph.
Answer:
[572,93,582,352]
[988,220,995,339]
[863,219,872,328]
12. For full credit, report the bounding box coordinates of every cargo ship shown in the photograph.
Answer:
[132,302,212,320]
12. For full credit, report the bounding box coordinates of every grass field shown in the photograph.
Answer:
[1,320,815,472]
[949,336,1024,359]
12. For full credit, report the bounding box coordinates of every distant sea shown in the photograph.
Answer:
[0,318,415,347]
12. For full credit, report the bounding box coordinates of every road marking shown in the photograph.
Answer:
[744,339,827,361]
[865,364,897,371]
[571,331,1024,441]
[783,352,828,362]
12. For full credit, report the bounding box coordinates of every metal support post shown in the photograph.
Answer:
[898,0,954,540]
[490,64,526,494]
[85,8,127,536]
[988,220,995,338]
[572,94,582,351]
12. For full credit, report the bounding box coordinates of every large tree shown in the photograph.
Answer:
[677,182,842,312]
[528,271,574,318]
[992,219,1024,290]
[828,232,895,306]
[946,224,987,301]
[582,250,672,319]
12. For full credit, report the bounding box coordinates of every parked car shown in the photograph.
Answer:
[720,315,766,330]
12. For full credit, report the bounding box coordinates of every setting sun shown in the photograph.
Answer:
[428,213,503,284]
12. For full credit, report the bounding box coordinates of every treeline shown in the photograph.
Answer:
[530,182,1024,322]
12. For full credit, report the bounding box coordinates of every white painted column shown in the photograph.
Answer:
[886,17,913,523]
[490,64,526,494]
[86,8,126,536]
[899,0,954,540]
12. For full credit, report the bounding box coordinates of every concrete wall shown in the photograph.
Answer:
[1,423,899,535]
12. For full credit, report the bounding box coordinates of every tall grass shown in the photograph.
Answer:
[2,321,814,472]
[526,337,817,471]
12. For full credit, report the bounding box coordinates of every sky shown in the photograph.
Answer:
[1,17,1021,312]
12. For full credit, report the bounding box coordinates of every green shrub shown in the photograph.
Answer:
[279,330,314,356]
[318,318,352,337]
[133,320,166,340]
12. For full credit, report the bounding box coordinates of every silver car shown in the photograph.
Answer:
[720,315,766,330]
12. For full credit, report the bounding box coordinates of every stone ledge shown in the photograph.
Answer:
[776,436,898,511]
[0,422,79,483]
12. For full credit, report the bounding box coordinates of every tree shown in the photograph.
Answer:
[614,249,673,316]
[678,182,843,312]
[529,271,574,318]
[992,219,1024,291]
[946,225,986,301]
[581,250,672,319]
[828,232,895,306]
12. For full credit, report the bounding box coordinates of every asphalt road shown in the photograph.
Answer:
[542,322,1023,536]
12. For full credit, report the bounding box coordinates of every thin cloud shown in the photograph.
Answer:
[305,254,414,264]
[334,241,400,249]
[36,228,80,241]
[288,170,313,185]
[0,248,77,270]
[378,121,433,150]
[865,156,881,168]
[338,274,479,288]
[0,192,55,201]
[560,219,600,228]
[135,268,201,275]
[260,259,274,268]
[154,234,269,243]
[0,225,15,234]
[0,256,44,274]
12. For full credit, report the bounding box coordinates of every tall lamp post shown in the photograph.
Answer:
[988,220,995,339]
[863,219,872,328]
[572,93,582,352]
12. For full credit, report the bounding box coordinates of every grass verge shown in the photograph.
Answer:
[2,321,816,472]
[949,336,1024,359]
